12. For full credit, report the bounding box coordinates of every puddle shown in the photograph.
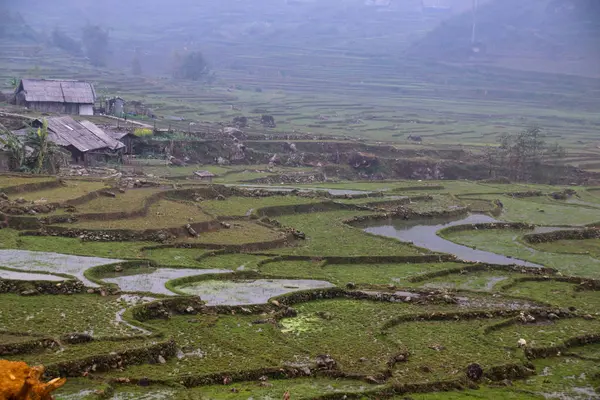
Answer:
[362,214,541,267]
[0,250,123,287]
[176,279,334,305]
[484,276,508,290]
[103,268,232,295]
[0,268,65,282]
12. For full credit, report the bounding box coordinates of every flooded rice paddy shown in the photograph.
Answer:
[362,214,543,267]
[0,268,65,281]
[103,268,232,295]
[0,250,123,286]
[175,279,334,305]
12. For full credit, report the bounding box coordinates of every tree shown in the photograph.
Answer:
[82,24,109,67]
[173,51,210,81]
[492,126,566,183]
[0,123,25,171]
[52,28,82,56]
[24,120,67,174]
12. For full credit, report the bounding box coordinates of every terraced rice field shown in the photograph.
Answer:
[0,176,599,399]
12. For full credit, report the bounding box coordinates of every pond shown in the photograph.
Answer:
[362,214,542,267]
[175,279,334,305]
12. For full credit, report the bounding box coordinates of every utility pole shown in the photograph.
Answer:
[471,0,479,44]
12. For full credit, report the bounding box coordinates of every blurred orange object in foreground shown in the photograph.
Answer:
[0,360,66,400]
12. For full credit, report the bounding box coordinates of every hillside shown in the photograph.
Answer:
[409,0,600,76]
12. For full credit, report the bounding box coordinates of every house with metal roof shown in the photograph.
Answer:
[14,79,96,116]
[32,116,124,165]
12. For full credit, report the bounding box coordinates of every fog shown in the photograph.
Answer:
[4,0,599,78]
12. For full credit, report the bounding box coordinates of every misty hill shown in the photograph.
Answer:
[8,0,463,74]
[409,0,600,76]
[0,9,39,42]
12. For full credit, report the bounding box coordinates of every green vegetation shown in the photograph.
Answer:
[441,228,600,278]
[271,210,424,256]
[73,187,163,214]
[2,177,600,399]
[0,175,55,188]
[18,180,109,202]
[59,199,213,230]
[0,294,145,337]
[179,221,283,245]
[199,195,322,217]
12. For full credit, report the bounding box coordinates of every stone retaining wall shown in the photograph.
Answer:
[523,228,600,244]
[45,339,177,377]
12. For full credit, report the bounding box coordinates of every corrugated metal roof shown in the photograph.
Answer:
[45,116,124,153]
[18,79,95,104]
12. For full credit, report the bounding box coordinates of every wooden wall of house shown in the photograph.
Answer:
[16,99,94,116]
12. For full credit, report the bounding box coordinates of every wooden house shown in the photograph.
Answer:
[33,116,125,165]
[14,79,96,116]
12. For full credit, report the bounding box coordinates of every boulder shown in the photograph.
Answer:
[466,363,483,381]
[315,354,337,370]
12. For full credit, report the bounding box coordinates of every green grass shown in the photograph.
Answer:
[199,195,323,217]
[87,378,385,400]
[485,318,600,348]
[441,228,600,278]
[269,210,425,256]
[18,180,109,203]
[0,294,146,337]
[257,260,466,286]
[4,337,151,365]
[74,187,164,213]
[467,195,600,225]
[0,175,56,189]
[532,238,600,258]
[386,318,519,384]
[179,221,283,245]
[504,280,600,312]
[58,199,213,230]
[0,229,152,259]
[415,270,530,292]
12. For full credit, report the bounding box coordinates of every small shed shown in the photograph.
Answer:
[194,170,216,182]
[107,97,125,117]
[14,79,96,116]
[107,130,138,155]
[31,116,124,165]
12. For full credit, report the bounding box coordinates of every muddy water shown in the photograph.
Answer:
[363,214,542,267]
[176,279,334,305]
[0,268,65,281]
[0,250,123,287]
[103,268,232,295]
